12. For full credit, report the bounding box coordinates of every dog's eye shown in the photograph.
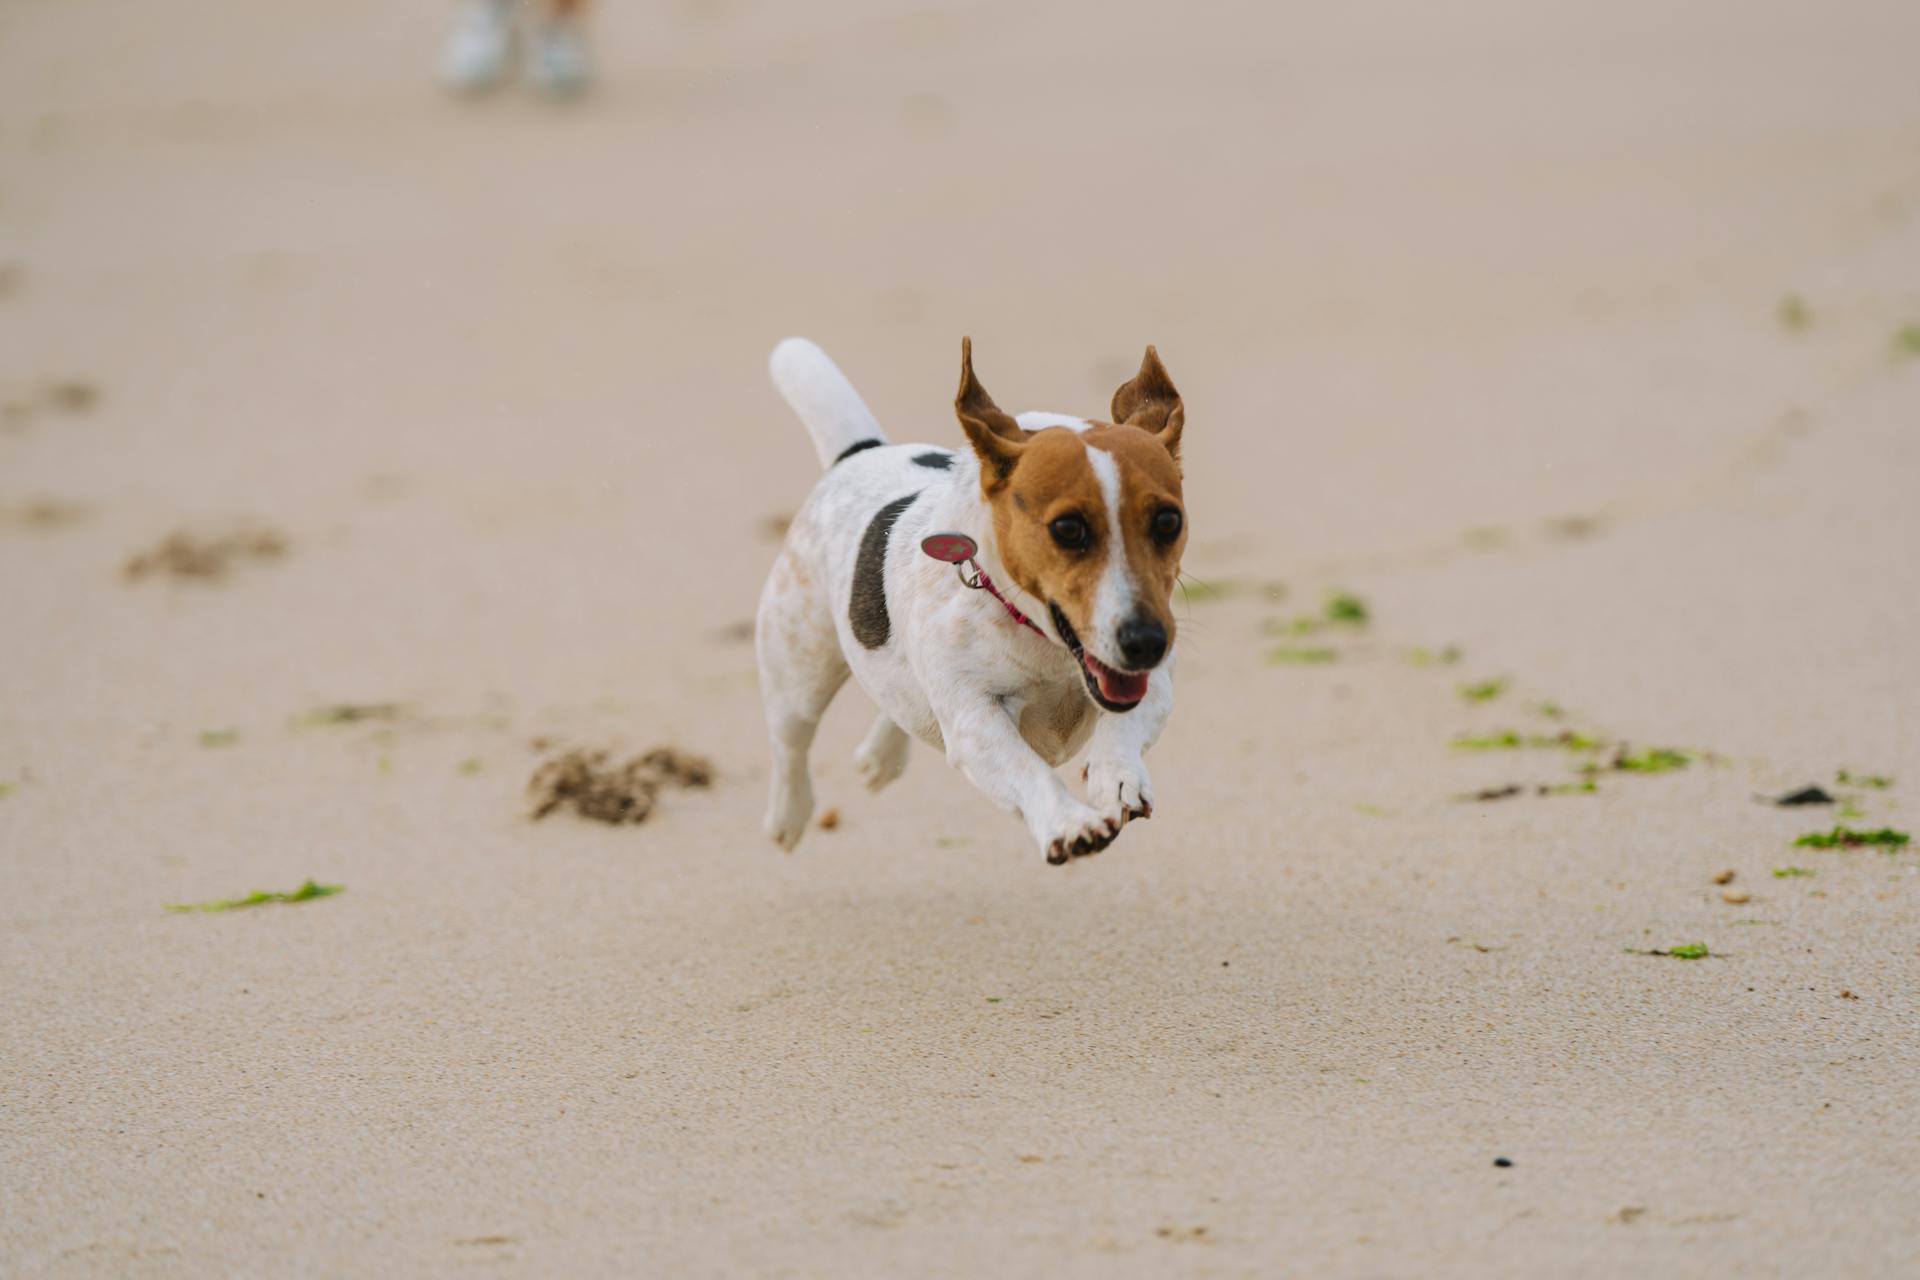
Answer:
[1049,514,1092,550]
[1151,507,1184,544]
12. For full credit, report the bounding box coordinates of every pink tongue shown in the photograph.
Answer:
[1093,662,1149,704]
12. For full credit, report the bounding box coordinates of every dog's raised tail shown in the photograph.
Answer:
[769,337,889,469]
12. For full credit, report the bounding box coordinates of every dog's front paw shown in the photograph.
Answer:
[1035,800,1123,866]
[1085,758,1154,829]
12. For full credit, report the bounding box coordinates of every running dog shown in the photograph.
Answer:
[756,337,1186,865]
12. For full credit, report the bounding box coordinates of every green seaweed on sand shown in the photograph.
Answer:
[1267,593,1368,636]
[1793,826,1910,850]
[1612,747,1692,774]
[1894,323,1920,356]
[1777,294,1813,331]
[1324,592,1369,625]
[1460,678,1508,703]
[1451,731,1523,750]
[1266,645,1338,665]
[197,729,239,748]
[166,879,342,913]
[1772,865,1814,878]
[1535,701,1567,719]
[1835,770,1892,789]
[1626,943,1709,960]
[1407,645,1463,667]
[1452,730,1605,753]
[1540,780,1598,796]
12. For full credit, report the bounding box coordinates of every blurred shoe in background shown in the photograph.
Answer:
[438,0,516,94]
[528,17,592,98]
[438,0,592,99]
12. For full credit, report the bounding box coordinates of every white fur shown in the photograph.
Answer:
[1014,411,1092,433]
[1083,444,1137,668]
[756,341,1176,864]
[769,337,888,468]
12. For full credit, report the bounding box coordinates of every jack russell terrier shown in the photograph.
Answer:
[756,337,1186,865]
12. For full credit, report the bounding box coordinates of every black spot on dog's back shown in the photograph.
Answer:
[850,493,920,649]
[834,439,884,466]
[912,450,954,470]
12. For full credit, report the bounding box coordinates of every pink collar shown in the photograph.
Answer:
[971,565,1046,637]
[920,532,1046,638]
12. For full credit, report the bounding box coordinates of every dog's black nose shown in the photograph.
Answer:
[1115,614,1168,670]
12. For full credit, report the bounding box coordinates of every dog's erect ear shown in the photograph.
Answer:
[1110,345,1184,461]
[955,337,1028,485]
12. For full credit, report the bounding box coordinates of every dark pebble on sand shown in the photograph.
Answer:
[1493,1157,1513,1168]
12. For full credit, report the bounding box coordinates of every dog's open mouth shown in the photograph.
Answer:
[1049,604,1149,711]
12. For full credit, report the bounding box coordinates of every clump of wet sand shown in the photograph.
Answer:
[0,376,102,433]
[42,379,99,413]
[528,745,714,825]
[0,497,90,530]
[123,526,288,582]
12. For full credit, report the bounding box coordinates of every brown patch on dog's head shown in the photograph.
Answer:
[952,340,1188,706]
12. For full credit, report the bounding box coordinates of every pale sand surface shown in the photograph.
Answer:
[3,1,1919,1274]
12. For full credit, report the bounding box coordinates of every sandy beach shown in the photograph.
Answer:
[4,0,1919,1274]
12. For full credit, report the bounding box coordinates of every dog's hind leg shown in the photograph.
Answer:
[853,714,910,792]
[756,552,848,851]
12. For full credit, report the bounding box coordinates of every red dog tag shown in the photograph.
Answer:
[920,532,977,564]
